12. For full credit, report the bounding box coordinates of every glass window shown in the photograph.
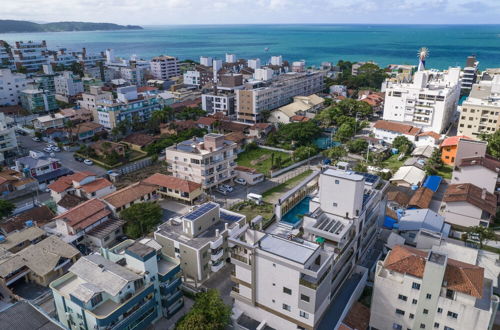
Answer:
[395,309,405,315]
[283,287,292,295]
[300,294,310,302]
[412,282,421,290]
[398,294,408,301]
[282,304,291,311]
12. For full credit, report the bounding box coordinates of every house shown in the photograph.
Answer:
[0,226,46,254]
[390,166,426,187]
[248,123,274,139]
[142,173,202,204]
[440,136,487,165]
[453,156,500,193]
[69,122,104,141]
[91,140,127,157]
[59,107,93,123]
[56,194,87,215]
[411,145,435,159]
[122,132,157,151]
[218,120,250,134]
[195,116,217,131]
[0,205,54,234]
[47,198,125,247]
[397,208,450,245]
[15,150,71,189]
[224,131,250,153]
[234,166,265,185]
[442,183,497,228]
[289,115,310,122]
[416,131,441,147]
[48,171,115,202]
[102,181,158,215]
[268,94,324,124]
[0,168,38,200]
[0,234,80,290]
[373,120,421,144]
[160,120,196,135]
[33,113,65,131]
[408,187,434,209]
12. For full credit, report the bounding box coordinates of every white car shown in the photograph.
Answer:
[83,159,94,166]
[221,184,234,192]
[51,146,61,152]
[32,137,41,142]
[235,178,247,185]
[216,187,227,195]
[43,147,53,153]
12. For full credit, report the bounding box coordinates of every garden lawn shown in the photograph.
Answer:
[231,201,274,223]
[380,154,406,172]
[435,164,453,180]
[263,170,313,203]
[236,147,292,175]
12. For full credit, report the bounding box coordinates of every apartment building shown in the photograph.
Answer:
[154,202,246,286]
[0,69,27,105]
[94,85,161,129]
[50,239,183,330]
[0,41,13,69]
[462,55,479,91]
[236,71,324,123]
[78,85,114,111]
[0,112,17,163]
[458,75,500,138]
[20,88,58,113]
[165,133,237,190]
[452,156,500,194]
[382,68,461,133]
[11,40,49,71]
[150,55,180,80]
[202,91,236,117]
[228,168,387,330]
[54,71,84,99]
[370,245,499,330]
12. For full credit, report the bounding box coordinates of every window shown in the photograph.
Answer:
[446,289,454,299]
[412,299,418,304]
[283,287,292,295]
[447,311,458,319]
[300,294,310,302]
[174,247,180,253]
[299,311,309,319]
[282,304,291,311]
[412,282,421,290]
[393,324,402,330]
[90,293,103,307]
[333,202,338,207]
[423,309,429,314]
[443,327,454,330]
[434,323,439,328]
[420,324,426,329]
[409,313,414,319]
[398,294,408,301]
[395,309,405,316]
[335,180,340,184]
[437,308,443,313]
[426,293,432,299]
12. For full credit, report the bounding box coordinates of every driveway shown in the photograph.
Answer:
[202,264,234,306]
[17,135,107,176]
[159,200,191,221]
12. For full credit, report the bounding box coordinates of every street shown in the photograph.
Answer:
[17,135,107,176]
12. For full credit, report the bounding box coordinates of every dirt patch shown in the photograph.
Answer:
[250,154,270,166]
[115,162,171,189]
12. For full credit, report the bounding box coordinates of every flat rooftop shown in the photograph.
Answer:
[323,169,364,181]
[258,234,318,265]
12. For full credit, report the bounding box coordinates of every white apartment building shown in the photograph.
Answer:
[201,92,235,116]
[236,71,324,123]
[226,53,237,63]
[11,40,49,71]
[254,68,273,81]
[382,68,461,133]
[270,55,283,66]
[248,59,261,70]
[0,41,13,69]
[0,113,17,163]
[54,71,84,97]
[165,133,237,190]
[150,55,180,80]
[183,70,201,87]
[0,69,27,105]
[371,245,499,330]
[292,61,306,73]
[200,56,213,67]
[229,168,387,330]
[462,55,479,91]
[458,75,500,138]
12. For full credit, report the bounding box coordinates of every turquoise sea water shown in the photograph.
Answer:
[1,25,500,69]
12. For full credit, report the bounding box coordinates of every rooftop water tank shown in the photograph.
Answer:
[25,220,34,227]
[0,235,5,243]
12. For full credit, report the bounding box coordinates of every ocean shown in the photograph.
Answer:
[1,24,500,70]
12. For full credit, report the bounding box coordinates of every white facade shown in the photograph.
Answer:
[11,40,49,71]
[0,69,27,105]
[0,113,17,163]
[183,70,201,87]
[201,93,235,116]
[292,61,306,72]
[54,71,84,97]
[270,55,283,66]
[382,68,461,133]
[225,53,237,63]
[371,246,499,330]
[150,55,180,80]
[247,59,261,70]
[253,68,273,81]
[200,56,213,67]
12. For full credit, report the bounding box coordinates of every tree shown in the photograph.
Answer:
[468,226,496,249]
[265,121,322,149]
[176,289,231,330]
[392,136,413,154]
[0,200,16,219]
[424,148,444,175]
[120,202,163,238]
[293,146,318,162]
[323,145,347,164]
[336,122,355,142]
[347,139,368,154]
[480,130,500,158]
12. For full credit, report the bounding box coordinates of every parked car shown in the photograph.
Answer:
[83,159,94,166]
[43,147,52,153]
[32,137,40,142]
[216,186,227,195]
[221,184,234,192]
[74,155,84,162]
[235,178,247,185]
[16,130,27,136]
[51,146,61,152]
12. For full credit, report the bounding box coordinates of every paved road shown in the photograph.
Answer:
[17,135,107,176]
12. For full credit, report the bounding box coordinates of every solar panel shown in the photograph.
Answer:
[184,203,218,220]
[355,171,379,184]
[220,211,242,222]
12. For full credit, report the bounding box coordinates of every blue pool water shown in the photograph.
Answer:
[314,136,340,150]
[282,196,312,226]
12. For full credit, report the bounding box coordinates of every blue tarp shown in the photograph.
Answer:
[423,175,442,192]
[384,216,397,229]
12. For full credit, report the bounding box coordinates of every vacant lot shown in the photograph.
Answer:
[236,147,292,175]
[263,169,313,204]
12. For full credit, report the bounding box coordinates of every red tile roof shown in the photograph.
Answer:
[0,206,54,234]
[102,182,158,209]
[80,178,113,194]
[143,173,201,193]
[196,117,217,126]
[48,171,95,193]
[374,120,421,136]
[137,86,158,93]
[385,245,484,298]
[408,187,434,209]
[418,131,441,141]
[54,198,110,231]
[440,135,471,148]
[443,183,497,215]
[290,115,310,122]
[342,302,370,330]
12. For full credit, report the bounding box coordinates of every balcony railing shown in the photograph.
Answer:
[231,253,250,265]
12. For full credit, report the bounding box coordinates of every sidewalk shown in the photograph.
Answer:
[150,297,194,330]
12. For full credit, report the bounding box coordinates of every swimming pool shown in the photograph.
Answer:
[281,196,312,226]
[314,136,340,150]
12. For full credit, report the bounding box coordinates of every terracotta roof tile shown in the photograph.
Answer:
[219,120,250,132]
[290,115,310,122]
[57,194,87,210]
[224,131,246,143]
[443,183,497,215]
[387,191,410,206]
[342,302,370,330]
[440,135,471,148]
[142,173,201,193]
[0,206,54,234]
[374,120,421,136]
[385,245,484,298]
[48,171,95,193]
[54,198,110,231]
[80,178,113,194]
[408,187,434,209]
[418,131,441,141]
[103,182,158,209]
[196,117,217,126]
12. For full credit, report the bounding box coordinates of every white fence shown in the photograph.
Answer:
[116,157,153,175]
[259,145,293,154]
[270,154,321,178]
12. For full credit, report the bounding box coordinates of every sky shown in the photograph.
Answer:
[2,0,500,25]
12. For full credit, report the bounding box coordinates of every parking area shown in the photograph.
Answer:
[210,179,278,208]
[158,199,192,221]
[202,264,234,306]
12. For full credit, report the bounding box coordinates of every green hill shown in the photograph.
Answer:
[0,20,143,33]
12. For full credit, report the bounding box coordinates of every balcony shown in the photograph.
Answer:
[211,248,224,262]
[210,236,224,249]
[211,260,225,273]
[231,252,250,265]
[108,297,156,330]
